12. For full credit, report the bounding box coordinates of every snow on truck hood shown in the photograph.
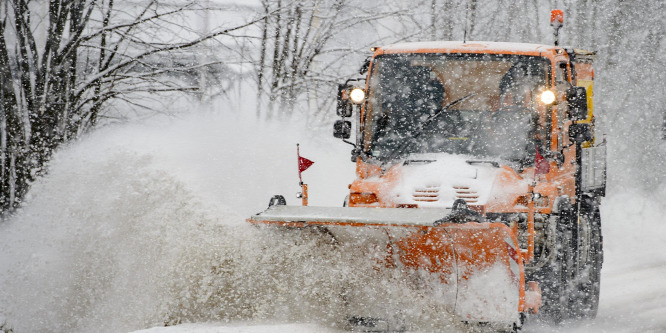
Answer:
[387,153,525,208]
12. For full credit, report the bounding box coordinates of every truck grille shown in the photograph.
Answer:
[454,186,479,203]
[412,186,479,203]
[412,186,440,202]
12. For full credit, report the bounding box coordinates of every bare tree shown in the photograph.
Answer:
[257,0,347,119]
[0,0,265,211]
[254,0,412,121]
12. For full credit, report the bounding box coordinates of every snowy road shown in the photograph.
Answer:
[1,111,664,333]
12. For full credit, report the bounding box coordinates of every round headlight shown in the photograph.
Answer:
[540,90,556,105]
[349,88,365,104]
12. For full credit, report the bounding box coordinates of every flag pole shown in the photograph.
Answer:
[297,144,303,184]
[297,144,308,206]
[297,144,315,206]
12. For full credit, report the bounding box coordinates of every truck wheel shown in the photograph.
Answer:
[536,213,574,324]
[569,201,603,319]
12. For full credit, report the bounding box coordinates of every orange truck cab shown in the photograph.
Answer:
[334,41,606,323]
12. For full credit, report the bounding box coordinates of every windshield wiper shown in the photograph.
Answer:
[383,93,476,163]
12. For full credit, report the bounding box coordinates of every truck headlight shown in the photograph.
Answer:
[540,90,556,105]
[350,88,366,104]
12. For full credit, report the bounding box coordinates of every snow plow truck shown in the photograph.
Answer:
[249,11,606,331]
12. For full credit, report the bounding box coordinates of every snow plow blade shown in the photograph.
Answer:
[248,205,531,325]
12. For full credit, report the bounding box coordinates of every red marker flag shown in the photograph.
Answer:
[298,155,314,174]
[534,147,550,176]
[297,144,314,182]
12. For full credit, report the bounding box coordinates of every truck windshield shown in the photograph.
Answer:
[363,53,550,164]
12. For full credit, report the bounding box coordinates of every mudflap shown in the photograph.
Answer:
[248,206,525,329]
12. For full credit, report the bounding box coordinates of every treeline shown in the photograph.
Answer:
[0,0,263,211]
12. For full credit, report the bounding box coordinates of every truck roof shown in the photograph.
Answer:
[378,41,561,57]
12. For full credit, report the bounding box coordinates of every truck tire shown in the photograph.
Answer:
[535,212,575,324]
[569,199,603,319]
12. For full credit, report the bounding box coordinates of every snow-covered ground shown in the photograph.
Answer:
[0,107,664,332]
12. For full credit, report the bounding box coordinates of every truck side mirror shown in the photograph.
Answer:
[569,123,593,144]
[333,120,351,139]
[336,84,353,117]
[567,86,588,121]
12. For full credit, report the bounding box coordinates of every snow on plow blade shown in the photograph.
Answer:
[248,205,525,324]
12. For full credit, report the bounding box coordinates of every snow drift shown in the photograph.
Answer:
[0,111,462,332]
